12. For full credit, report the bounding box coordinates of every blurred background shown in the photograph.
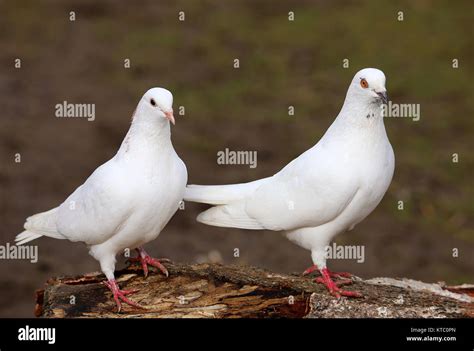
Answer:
[0,0,473,317]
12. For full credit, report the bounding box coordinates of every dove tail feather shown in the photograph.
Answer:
[15,207,66,245]
[185,178,270,205]
[196,204,264,230]
[15,231,44,245]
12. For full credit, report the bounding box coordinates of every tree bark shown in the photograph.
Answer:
[35,262,474,318]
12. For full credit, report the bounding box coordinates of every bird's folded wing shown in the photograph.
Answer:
[194,143,360,231]
[197,170,359,232]
[55,161,134,246]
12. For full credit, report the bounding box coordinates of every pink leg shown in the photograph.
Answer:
[303,264,353,278]
[127,247,170,278]
[103,279,142,312]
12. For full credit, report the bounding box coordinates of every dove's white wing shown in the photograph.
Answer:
[194,143,360,231]
[55,158,137,245]
[15,158,133,246]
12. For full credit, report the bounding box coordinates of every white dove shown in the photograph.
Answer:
[185,68,394,298]
[15,88,188,311]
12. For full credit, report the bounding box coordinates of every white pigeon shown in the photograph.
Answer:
[15,88,188,311]
[185,68,394,297]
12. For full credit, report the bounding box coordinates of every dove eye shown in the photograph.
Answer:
[360,78,369,89]
[150,99,156,106]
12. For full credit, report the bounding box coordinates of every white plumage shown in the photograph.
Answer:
[184,68,394,297]
[16,87,187,310]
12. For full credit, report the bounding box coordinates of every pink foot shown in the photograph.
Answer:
[127,247,170,278]
[317,268,362,298]
[303,265,362,298]
[103,279,142,312]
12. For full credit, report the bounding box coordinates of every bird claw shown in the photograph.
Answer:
[120,288,140,295]
[143,256,169,278]
[327,286,363,298]
[307,267,362,298]
[336,289,363,298]
[103,279,143,313]
[329,271,353,279]
[319,279,363,298]
[127,248,170,278]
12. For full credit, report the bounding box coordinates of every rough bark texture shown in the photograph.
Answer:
[36,262,474,318]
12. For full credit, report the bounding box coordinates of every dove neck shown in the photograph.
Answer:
[337,99,386,130]
[117,114,173,158]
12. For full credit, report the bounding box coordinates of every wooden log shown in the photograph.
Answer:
[35,262,474,318]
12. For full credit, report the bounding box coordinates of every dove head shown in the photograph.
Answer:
[134,87,175,125]
[346,68,388,107]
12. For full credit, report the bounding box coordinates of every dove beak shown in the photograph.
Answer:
[164,110,175,125]
[376,91,388,104]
